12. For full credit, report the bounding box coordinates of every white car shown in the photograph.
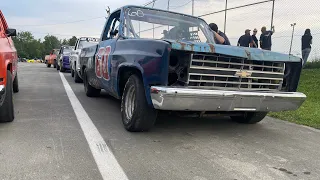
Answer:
[69,37,99,83]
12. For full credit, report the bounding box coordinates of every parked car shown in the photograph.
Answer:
[0,10,19,122]
[56,45,74,72]
[80,6,306,132]
[70,37,99,83]
[48,49,59,68]
[27,59,35,63]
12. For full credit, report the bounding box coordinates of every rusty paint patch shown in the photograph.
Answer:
[245,49,251,60]
[190,43,194,51]
[208,44,215,53]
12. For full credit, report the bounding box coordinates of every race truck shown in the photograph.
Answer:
[47,49,59,68]
[44,55,50,64]
[0,10,19,122]
[80,6,306,132]
[69,37,99,83]
[56,45,74,72]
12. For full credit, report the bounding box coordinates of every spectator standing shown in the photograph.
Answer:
[301,29,312,66]
[252,28,259,48]
[260,26,275,50]
[237,29,256,47]
[209,23,231,45]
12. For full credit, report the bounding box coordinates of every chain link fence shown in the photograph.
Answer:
[144,0,320,61]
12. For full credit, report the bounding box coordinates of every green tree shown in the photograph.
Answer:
[42,35,61,55]
[12,31,36,59]
[68,36,77,46]
[61,38,68,45]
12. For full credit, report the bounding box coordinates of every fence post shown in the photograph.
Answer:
[271,0,275,29]
[224,0,227,33]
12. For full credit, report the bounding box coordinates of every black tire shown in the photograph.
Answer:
[56,60,60,71]
[74,70,83,83]
[47,64,51,68]
[231,112,268,124]
[60,64,65,72]
[121,74,157,132]
[71,69,74,77]
[0,70,14,122]
[83,68,100,97]
[53,64,56,68]
[13,73,19,93]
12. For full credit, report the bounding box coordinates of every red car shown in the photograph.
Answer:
[0,10,19,122]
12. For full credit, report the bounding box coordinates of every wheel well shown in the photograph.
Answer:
[7,63,12,72]
[118,67,142,96]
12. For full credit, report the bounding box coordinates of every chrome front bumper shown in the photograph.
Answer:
[150,86,306,112]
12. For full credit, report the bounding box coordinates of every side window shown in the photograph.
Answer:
[102,11,121,41]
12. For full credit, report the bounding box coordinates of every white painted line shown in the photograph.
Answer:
[59,72,129,180]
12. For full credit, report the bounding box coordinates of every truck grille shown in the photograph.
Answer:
[188,53,285,91]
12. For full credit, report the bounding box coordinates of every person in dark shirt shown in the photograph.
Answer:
[252,28,259,48]
[209,23,231,45]
[301,29,312,66]
[260,26,275,50]
[237,29,256,47]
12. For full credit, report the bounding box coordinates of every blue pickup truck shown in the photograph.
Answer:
[79,5,306,132]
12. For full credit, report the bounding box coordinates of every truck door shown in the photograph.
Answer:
[96,10,121,94]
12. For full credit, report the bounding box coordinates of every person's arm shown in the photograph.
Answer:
[237,38,241,46]
[259,35,263,48]
[213,31,225,44]
[272,26,275,34]
[310,36,313,44]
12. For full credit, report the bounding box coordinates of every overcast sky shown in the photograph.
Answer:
[2,0,320,59]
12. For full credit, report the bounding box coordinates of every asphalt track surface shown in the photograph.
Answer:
[0,63,319,180]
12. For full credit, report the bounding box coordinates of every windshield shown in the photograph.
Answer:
[78,40,98,49]
[62,47,73,54]
[124,7,215,43]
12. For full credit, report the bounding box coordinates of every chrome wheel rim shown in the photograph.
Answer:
[124,85,135,124]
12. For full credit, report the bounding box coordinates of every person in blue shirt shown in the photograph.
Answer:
[252,28,259,48]
[260,26,275,50]
[209,23,231,45]
[237,29,257,47]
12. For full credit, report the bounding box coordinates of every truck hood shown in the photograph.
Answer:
[163,39,301,62]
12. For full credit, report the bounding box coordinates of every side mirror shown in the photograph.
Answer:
[6,28,17,37]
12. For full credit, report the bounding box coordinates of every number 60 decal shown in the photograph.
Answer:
[95,46,111,80]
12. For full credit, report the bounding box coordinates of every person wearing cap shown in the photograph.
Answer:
[260,26,275,50]
[252,28,259,48]
[208,23,231,45]
[237,29,256,47]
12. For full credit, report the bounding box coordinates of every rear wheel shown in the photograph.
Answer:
[0,70,14,122]
[121,74,157,132]
[60,63,65,72]
[83,68,100,97]
[231,112,268,124]
[47,64,51,68]
[13,73,19,93]
[74,70,83,83]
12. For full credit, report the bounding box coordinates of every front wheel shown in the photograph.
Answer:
[121,74,157,132]
[231,112,268,124]
[47,64,51,68]
[13,73,19,93]
[71,69,75,77]
[83,68,100,97]
[0,70,14,122]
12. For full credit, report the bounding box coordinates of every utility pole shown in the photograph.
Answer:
[271,0,275,29]
[289,23,296,55]
[192,0,194,16]
[167,0,170,31]
[224,0,227,33]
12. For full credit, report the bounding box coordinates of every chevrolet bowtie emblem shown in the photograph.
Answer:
[235,70,252,78]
